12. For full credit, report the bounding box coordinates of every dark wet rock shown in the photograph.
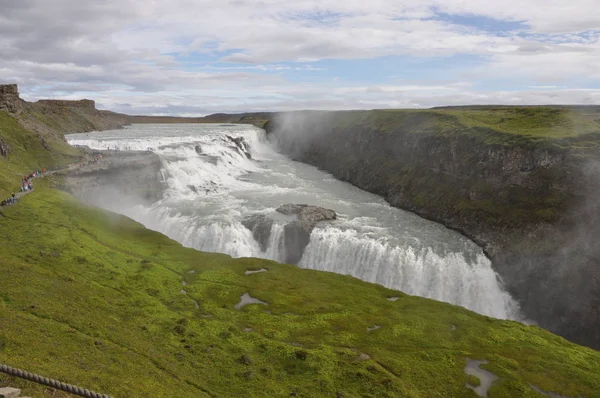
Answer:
[242,214,274,252]
[194,144,203,155]
[242,205,336,263]
[226,134,252,159]
[277,204,336,264]
[282,221,312,265]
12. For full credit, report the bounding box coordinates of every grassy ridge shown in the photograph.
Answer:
[347,107,600,141]
[1,110,600,397]
[0,112,80,196]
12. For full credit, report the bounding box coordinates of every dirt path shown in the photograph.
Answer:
[1,157,100,207]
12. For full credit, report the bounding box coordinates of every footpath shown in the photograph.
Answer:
[0,154,103,209]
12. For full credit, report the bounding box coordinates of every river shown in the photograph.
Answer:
[66,123,520,320]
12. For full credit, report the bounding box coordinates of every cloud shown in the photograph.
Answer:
[0,0,599,113]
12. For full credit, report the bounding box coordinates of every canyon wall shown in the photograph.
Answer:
[266,109,600,349]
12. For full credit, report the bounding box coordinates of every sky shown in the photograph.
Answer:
[1,0,600,115]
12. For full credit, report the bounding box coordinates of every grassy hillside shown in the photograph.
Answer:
[1,110,600,397]
[281,107,600,148]
[0,112,80,197]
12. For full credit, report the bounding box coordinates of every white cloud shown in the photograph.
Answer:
[1,0,600,113]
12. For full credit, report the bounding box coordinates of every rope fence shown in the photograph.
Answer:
[0,363,113,398]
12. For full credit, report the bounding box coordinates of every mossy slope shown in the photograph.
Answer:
[1,184,600,397]
[0,112,80,196]
[0,110,599,397]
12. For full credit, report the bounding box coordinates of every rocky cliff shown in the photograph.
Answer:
[266,109,600,349]
[0,84,129,135]
[0,84,24,114]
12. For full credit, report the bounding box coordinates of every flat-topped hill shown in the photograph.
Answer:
[36,99,96,109]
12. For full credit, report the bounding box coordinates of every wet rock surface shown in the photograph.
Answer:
[241,214,274,252]
[226,135,252,159]
[276,204,336,264]
[242,204,336,264]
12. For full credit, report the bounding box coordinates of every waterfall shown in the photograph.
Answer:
[66,123,521,321]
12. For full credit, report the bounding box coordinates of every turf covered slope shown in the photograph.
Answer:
[0,189,598,396]
[0,112,80,196]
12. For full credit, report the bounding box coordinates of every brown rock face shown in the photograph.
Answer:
[276,204,336,264]
[0,84,23,114]
[36,99,96,109]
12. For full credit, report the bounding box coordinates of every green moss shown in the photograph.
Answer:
[0,111,80,195]
[1,111,600,397]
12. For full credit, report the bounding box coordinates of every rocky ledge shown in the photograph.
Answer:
[242,204,336,264]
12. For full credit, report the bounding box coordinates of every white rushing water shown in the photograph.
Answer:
[67,124,520,319]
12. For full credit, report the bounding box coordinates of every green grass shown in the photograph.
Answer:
[439,107,600,138]
[310,107,600,146]
[1,110,600,397]
[2,184,600,397]
[0,111,80,196]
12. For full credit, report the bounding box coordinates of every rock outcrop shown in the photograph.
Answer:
[0,84,23,114]
[267,110,600,349]
[277,204,336,264]
[242,205,336,263]
[36,99,96,109]
[226,135,252,159]
[241,214,274,252]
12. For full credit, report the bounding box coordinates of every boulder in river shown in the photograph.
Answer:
[241,204,336,264]
[277,204,336,264]
[242,214,274,252]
